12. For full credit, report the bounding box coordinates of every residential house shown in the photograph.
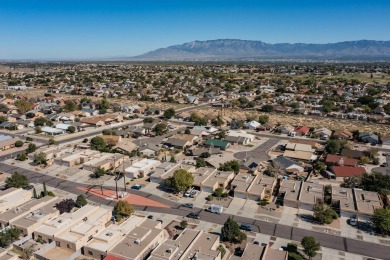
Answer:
[201,171,235,193]
[331,186,356,218]
[340,148,365,159]
[359,132,379,145]
[298,182,324,210]
[0,136,22,151]
[329,166,366,181]
[204,139,230,150]
[272,156,304,174]
[246,174,276,201]
[354,189,383,221]
[325,154,358,167]
[245,120,261,130]
[294,125,310,136]
[332,130,353,140]
[125,158,161,179]
[278,180,302,208]
[0,188,32,213]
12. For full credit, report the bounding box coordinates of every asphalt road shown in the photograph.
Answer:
[234,138,280,161]
[0,162,389,259]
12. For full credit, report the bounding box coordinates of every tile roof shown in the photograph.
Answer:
[331,166,366,177]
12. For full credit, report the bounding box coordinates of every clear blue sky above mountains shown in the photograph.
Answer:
[1,0,389,59]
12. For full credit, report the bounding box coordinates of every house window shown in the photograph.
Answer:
[56,241,60,247]
[88,251,93,256]
[67,244,70,249]
[48,238,52,243]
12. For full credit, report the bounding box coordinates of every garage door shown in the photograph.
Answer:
[234,192,247,199]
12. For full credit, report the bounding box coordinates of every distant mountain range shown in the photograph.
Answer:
[128,39,390,61]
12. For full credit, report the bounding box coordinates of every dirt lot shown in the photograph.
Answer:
[197,107,390,136]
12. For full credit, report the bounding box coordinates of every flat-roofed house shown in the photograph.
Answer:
[34,205,111,252]
[0,188,32,214]
[354,189,383,221]
[125,158,161,179]
[229,243,288,260]
[331,186,356,218]
[83,153,125,172]
[298,182,324,210]
[0,137,21,151]
[85,216,167,260]
[191,167,217,191]
[278,180,302,208]
[231,173,255,199]
[149,229,221,260]
[12,198,60,236]
[103,219,168,260]
[55,149,101,167]
[201,171,235,193]
[149,162,188,184]
[246,175,276,201]
[0,196,57,229]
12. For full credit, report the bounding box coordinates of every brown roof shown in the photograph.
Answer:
[331,166,366,177]
[325,154,358,167]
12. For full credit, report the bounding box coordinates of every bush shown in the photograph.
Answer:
[16,153,27,161]
[180,220,188,229]
[206,195,214,201]
[15,140,24,147]
[114,200,134,218]
[216,245,226,258]
[55,199,76,214]
[288,252,304,260]
[47,191,55,197]
[76,194,88,207]
[5,172,29,188]
[259,199,268,206]
[26,137,33,142]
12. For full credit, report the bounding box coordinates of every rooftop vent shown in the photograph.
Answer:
[134,239,141,244]
[106,232,113,236]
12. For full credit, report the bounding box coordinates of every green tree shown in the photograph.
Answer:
[261,104,274,112]
[180,220,188,229]
[184,128,191,134]
[0,226,22,247]
[218,130,226,139]
[14,100,32,114]
[313,161,327,174]
[64,100,77,112]
[313,202,338,224]
[165,169,194,192]
[325,139,348,154]
[33,152,48,165]
[200,152,210,158]
[170,156,177,163]
[14,140,24,147]
[114,200,134,218]
[94,167,107,178]
[76,194,88,208]
[34,117,49,127]
[213,187,224,198]
[48,138,56,145]
[5,172,29,188]
[143,117,154,123]
[67,126,76,133]
[43,182,48,196]
[301,236,320,260]
[360,172,390,193]
[0,116,7,124]
[258,115,269,124]
[26,143,37,153]
[16,153,27,161]
[221,217,247,243]
[195,157,207,168]
[163,108,176,119]
[154,123,167,136]
[218,160,240,174]
[371,208,390,235]
[90,136,106,151]
[35,126,42,134]
[99,98,110,114]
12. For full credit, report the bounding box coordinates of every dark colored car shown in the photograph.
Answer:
[187,212,200,219]
[240,224,253,231]
[131,184,142,190]
[23,185,34,190]
[147,215,153,219]
[182,203,194,208]
[381,163,388,167]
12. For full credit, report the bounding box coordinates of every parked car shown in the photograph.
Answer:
[23,185,34,190]
[206,204,223,214]
[187,212,200,219]
[147,215,153,219]
[349,216,357,226]
[182,203,194,208]
[240,224,253,231]
[382,153,388,156]
[380,163,388,167]
[131,184,142,190]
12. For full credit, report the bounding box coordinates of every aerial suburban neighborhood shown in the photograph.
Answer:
[0,62,389,260]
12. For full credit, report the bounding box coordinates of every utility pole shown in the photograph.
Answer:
[123,156,127,192]
[113,156,118,199]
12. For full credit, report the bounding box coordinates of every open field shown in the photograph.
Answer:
[197,107,390,136]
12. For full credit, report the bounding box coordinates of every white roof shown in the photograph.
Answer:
[245,121,261,127]
[55,123,72,130]
[41,127,64,134]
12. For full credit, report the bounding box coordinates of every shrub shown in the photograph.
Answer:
[15,140,24,147]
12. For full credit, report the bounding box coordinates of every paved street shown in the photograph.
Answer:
[234,138,280,160]
[0,162,389,259]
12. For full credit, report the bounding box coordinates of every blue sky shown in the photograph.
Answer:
[1,0,389,59]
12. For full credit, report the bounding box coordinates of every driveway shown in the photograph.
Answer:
[234,138,279,161]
